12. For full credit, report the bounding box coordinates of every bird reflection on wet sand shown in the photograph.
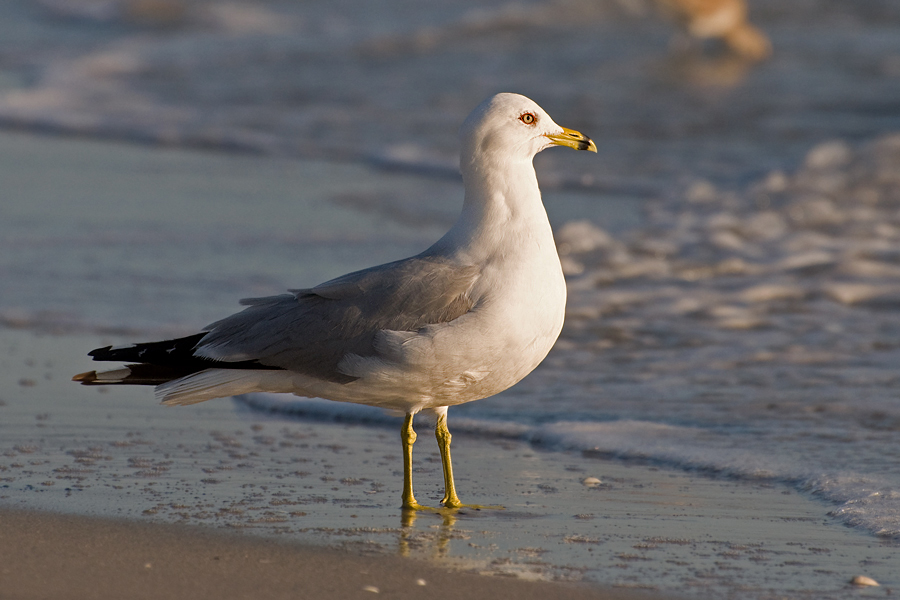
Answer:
[399,509,461,558]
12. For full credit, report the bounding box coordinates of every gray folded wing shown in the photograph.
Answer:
[197,255,479,383]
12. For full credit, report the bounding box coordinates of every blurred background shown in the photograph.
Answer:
[1,0,899,191]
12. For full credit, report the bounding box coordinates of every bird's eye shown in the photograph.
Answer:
[519,112,536,125]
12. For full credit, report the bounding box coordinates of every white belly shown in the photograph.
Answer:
[292,240,567,412]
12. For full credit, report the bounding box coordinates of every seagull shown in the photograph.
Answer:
[73,93,597,510]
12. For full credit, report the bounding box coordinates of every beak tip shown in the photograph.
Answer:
[548,127,598,153]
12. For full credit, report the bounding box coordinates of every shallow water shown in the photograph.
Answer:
[3,0,900,189]
[2,0,900,597]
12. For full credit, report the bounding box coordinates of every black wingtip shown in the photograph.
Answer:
[87,346,112,360]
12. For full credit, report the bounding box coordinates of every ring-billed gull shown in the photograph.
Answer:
[74,93,596,510]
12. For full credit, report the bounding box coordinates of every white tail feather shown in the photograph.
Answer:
[157,369,294,406]
[95,368,133,382]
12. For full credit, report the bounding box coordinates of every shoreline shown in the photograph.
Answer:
[0,507,660,600]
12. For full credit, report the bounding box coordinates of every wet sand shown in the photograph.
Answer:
[0,508,660,600]
[1,132,896,598]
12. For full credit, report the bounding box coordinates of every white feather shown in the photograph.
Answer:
[157,369,294,406]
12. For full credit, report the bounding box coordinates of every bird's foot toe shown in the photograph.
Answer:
[440,498,504,511]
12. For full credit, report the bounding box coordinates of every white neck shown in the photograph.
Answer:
[430,155,553,262]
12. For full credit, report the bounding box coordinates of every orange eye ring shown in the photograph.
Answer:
[519,112,536,125]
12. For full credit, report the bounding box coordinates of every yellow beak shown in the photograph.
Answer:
[545,127,597,153]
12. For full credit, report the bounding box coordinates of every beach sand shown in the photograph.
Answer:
[1,131,896,599]
[1,508,662,600]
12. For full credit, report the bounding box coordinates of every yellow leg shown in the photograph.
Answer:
[435,411,463,508]
[401,413,428,510]
[434,410,504,511]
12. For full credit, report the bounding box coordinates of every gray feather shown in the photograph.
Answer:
[198,254,479,383]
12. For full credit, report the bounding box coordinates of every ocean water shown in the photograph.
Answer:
[2,0,900,589]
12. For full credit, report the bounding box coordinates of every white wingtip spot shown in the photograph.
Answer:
[95,367,133,382]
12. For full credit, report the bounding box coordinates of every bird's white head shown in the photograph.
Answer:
[459,93,596,172]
